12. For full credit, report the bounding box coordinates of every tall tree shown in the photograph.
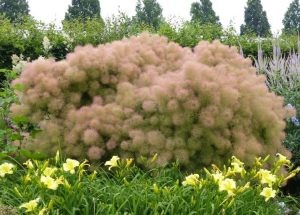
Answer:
[65,0,101,21]
[240,0,271,37]
[190,0,221,26]
[283,0,300,34]
[0,0,29,23]
[134,0,163,29]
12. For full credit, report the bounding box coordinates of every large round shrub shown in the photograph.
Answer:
[11,33,290,169]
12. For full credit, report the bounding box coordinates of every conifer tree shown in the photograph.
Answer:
[134,0,163,29]
[65,0,101,21]
[240,0,271,37]
[0,0,29,23]
[283,0,300,34]
[190,0,220,26]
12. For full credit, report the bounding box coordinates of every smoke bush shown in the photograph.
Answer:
[11,33,290,169]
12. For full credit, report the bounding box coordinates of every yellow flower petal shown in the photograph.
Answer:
[276,153,291,165]
[260,187,276,201]
[126,158,134,168]
[0,163,15,177]
[63,159,79,174]
[23,160,34,169]
[212,172,224,182]
[257,169,276,186]
[104,156,120,170]
[19,198,40,212]
[219,178,236,196]
[43,167,57,177]
[182,174,200,186]
[41,175,62,190]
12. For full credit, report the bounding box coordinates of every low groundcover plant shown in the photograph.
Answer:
[0,152,299,214]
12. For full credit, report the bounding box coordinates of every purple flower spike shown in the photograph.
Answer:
[4,117,18,131]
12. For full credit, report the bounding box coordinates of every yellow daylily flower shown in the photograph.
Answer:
[231,156,244,166]
[105,156,120,170]
[90,170,97,180]
[211,172,224,182]
[63,177,71,189]
[40,175,63,190]
[55,150,60,164]
[232,163,244,173]
[236,182,250,193]
[0,162,15,177]
[257,169,276,186]
[219,178,236,196]
[126,158,134,168]
[19,198,40,212]
[182,174,200,186]
[23,174,32,183]
[254,157,263,167]
[284,167,300,182]
[14,186,23,198]
[153,183,160,193]
[38,208,47,215]
[23,160,34,169]
[276,153,291,165]
[231,156,244,174]
[63,159,80,174]
[260,187,276,201]
[43,167,57,177]
[151,153,158,163]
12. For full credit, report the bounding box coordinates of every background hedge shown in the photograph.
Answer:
[0,15,298,72]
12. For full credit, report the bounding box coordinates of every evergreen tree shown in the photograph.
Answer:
[240,0,271,37]
[283,0,300,34]
[0,0,29,23]
[190,0,221,26]
[65,0,101,21]
[134,0,163,29]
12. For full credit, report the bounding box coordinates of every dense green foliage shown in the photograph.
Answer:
[0,16,298,73]
[0,153,299,214]
[0,59,39,160]
[64,0,102,21]
[240,0,271,37]
[190,0,220,26]
[134,0,163,30]
[280,90,300,165]
[0,0,29,23]
[283,0,300,35]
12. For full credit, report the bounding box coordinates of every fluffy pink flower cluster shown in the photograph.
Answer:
[11,33,290,168]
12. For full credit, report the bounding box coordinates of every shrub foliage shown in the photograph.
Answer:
[0,16,299,73]
[11,33,290,169]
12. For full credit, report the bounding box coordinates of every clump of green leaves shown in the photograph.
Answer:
[0,153,299,214]
[0,56,42,160]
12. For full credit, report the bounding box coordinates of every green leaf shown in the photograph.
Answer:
[12,115,29,123]
[20,149,48,160]
[8,133,22,141]
[30,129,42,138]
[0,152,8,159]
[13,83,25,92]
